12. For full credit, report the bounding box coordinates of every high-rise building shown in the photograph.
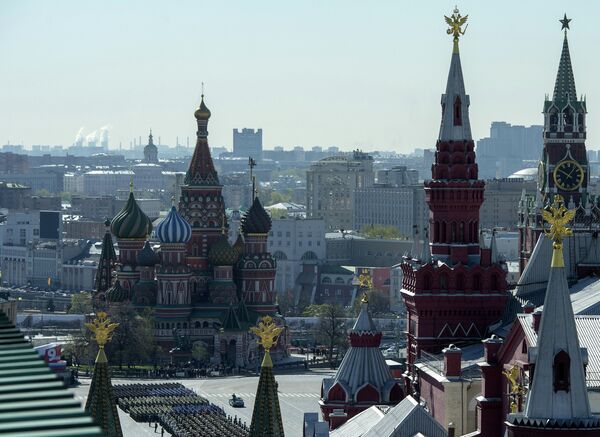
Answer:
[233,128,262,161]
[477,122,543,179]
[400,10,508,374]
[306,151,374,231]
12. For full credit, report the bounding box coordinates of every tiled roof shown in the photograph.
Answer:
[0,310,102,436]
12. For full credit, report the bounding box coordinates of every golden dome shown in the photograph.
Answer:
[194,95,211,121]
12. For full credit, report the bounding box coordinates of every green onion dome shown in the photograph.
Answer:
[137,241,158,267]
[240,197,271,234]
[233,234,245,257]
[208,234,238,266]
[194,95,211,121]
[110,192,153,239]
[105,281,132,303]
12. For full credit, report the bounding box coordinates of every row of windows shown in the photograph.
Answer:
[269,240,321,247]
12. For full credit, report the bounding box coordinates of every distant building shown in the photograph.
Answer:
[306,151,374,231]
[143,131,159,164]
[477,122,543,179]
[268,218,326,296]
[480,178,537,230]
[83,170,132,196]
[0,182,31,210]
[0,152,29,174]
[221,172,252,210]
[233,128,262,161]
[353,184,427,238]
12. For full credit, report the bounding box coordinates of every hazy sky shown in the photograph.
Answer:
[1,1,599,153]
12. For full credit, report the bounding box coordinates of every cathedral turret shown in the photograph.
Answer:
[93,219,117,307]
[178,94,227,297]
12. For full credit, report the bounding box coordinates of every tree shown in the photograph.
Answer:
[192,342,210,365]
[361,224,405,240]
[69,292,93,314]
[63,330,91,367]
[105,304,156,369]
[312,304,347,368]
[35,188,52,197]
[302,304,329,317]
[350,289,390,317]
[277,290,296,316]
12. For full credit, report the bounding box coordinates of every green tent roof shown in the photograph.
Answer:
[0,310,102,436]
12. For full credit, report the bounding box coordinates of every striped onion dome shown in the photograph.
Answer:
[110,192,153,239]
[156,206,192,244]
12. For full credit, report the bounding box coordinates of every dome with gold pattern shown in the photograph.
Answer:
[208,234,238,266]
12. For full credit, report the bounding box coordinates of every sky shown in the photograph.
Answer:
[1,1,600,153]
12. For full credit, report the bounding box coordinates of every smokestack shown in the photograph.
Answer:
[187,136,190,148]
[158,136,161,145]
[176,136,179,147]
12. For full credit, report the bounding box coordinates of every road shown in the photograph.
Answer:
[72,369,336,437]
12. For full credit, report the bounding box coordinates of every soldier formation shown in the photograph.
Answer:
[114,383,248,437]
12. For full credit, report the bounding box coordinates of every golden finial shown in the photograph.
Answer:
[541,194,575,268]
[171,194,176,206]
[361,292,369,304]
[502,365,523,413]
[250,315,284,357]
[445,6,468,53]
[221,215,226,235]
[85,311,119,349]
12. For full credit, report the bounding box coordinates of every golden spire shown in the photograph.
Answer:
[445,6,468,53]
[250,316,284,367]
[541,194,575,267]
[502,364,523,413]
[358,269,373,290]
[86,311,119,350]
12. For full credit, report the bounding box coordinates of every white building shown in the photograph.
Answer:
[83,170,133,196]
[63,173,84,194]
[268,218,326,294]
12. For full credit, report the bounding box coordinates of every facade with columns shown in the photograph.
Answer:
[95,97,285,368]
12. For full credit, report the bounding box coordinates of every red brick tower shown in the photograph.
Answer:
[178,95,227,303]
[401,8,508,376]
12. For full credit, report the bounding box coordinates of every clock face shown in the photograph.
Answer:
[553,160,584,191]
[537,161,545,189]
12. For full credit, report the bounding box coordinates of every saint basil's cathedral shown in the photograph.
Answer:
[92,96,285,368]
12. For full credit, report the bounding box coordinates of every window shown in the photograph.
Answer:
[553,350,571,392]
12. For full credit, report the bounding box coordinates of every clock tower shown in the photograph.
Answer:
[537,15,588,205]
[519,15,593,275]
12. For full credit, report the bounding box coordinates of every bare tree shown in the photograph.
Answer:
[314,304,347,368]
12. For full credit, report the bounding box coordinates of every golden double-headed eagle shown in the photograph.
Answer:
[85,311,119,348]
[445,7,468,41]
[250,315,284,352]
[541,194,575,247]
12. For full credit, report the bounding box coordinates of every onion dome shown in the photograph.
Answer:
[156,206,192,244]
[194,95,211,121]
[105,281,132,303]
[241,197,272,234]
[209,234,238,266]
[233,234,245,257]
[137,241,158,267]
[110,192,153,239]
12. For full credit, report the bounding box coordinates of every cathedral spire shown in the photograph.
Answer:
[93,219,117,306]
[439,7,472,141]
[553,16,577,105]
[184,94,219,186]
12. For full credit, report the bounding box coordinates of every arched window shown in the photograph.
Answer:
[439,274,448,290]
[322,277,332,284]
[473,274,481,291]
[195,321,201,329]
[423,274,431,291]
[454,96,462,126]
[553,350,571,392]
[456,274,465,291]
[491,274,499,291]
[335,277,345,284]
[203,321,209,328]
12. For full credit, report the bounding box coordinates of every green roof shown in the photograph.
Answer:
[0,310,102,436]
[249,351,285,437]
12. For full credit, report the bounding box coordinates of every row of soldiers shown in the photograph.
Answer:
[113,383,248,437]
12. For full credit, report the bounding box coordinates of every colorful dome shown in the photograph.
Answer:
[233,234,245,257]
[208,234,238,266]
[194,95,211,121]
[105,281,132,303]
[156,206,192,244]
[241,197,272,234]
[110,192,153,239]
[137,241,158,267]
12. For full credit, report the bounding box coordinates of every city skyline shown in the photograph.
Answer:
[2,1,600,152]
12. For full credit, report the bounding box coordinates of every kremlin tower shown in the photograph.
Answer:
[400,8,508,375]
[320,296,404,429]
